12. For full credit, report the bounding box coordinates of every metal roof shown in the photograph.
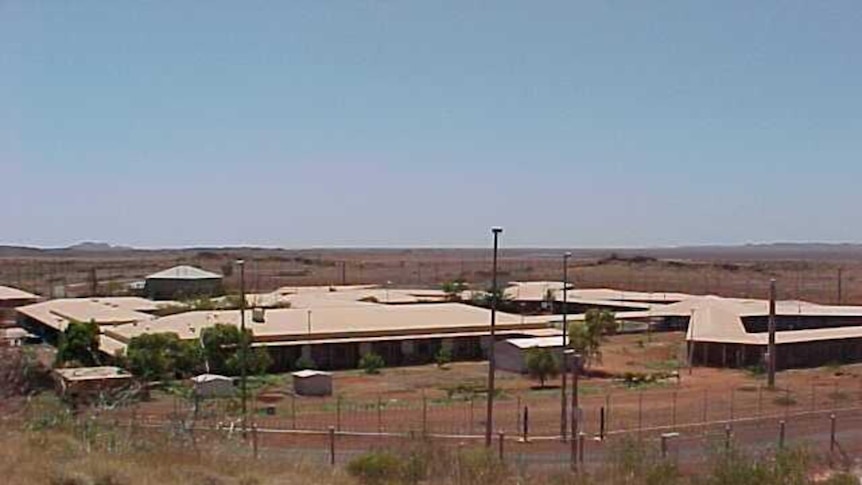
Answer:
[0,285,40,301]
[146,265,222,280]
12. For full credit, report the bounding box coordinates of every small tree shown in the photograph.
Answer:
[569,309,618,369]
[200,324,271,376]
[524,348,559,388]
[359,352,385,375]
[435,347,452,369]
[56,320,101,367]
[441,280,468,302]
[127,332,203,381]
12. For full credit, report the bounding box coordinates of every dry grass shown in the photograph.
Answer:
[0,426,344,485]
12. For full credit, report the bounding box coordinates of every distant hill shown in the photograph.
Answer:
[0,242,860,262]
[65,242,133,252]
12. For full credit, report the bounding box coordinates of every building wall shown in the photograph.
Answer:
[144,278,224,300]
[692,338,862,370]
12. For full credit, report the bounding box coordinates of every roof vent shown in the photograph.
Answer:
[252,308,265,323]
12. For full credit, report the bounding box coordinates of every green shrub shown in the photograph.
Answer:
[359,352,385,375]
[346,451,402,485]
[435,347,452,368]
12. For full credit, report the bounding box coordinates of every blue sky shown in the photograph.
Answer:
[2,1,861,248]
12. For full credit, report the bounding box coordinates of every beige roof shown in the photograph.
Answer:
[496,283,683,310]
[682,296,862,345]
[255,286,449,308]
[106,303,556,346]
[0,285,40,302]
[54,366,131,382]
[17,299,156,331]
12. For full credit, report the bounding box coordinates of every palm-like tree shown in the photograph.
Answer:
[569,309,617,369]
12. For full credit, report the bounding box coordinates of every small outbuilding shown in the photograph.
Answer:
[191,374,235,398]
[494,336,566,374]
[292,369,333,396]
[144,265,224,300]
[53,366,133,399]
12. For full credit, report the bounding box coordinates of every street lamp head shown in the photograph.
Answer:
[491,227,503,234]
[236,259,245,266]
[564,251,572,259]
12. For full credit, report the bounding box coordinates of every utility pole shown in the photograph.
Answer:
[561,252,571,440]
[237,259,248,432]
[767,279,777,389]
[570,352,581,472]
[485,227,503,447]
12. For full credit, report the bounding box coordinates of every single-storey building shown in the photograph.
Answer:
[144,266,223,300]
[191,374,235,398]
[495,336,566,374]
[0,286,40,327]
[53,366,133,399]
[674,296,862,370]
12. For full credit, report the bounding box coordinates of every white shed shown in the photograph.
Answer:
[292,370,333,397]
[494,336,566,374]
[191,374,235,398]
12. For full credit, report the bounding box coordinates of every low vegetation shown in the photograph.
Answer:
[524,348,560,388]
[359,352,386,375]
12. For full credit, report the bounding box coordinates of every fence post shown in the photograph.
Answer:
[778,420,786,449]
[336,396,342,432]
[291,393,297,430]
[329,426,336,465]
[784,389,791,420]
[252,424,259,459]
[522,406,529,443]
[498,431,505,462]
[724,423,732,453]
[578,432,585,465]
[830,414,837,454]
[702,388,709,423]
[377,395,383,434]
[599,407,606,440]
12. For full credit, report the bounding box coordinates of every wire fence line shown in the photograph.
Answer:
[122,379,862,441]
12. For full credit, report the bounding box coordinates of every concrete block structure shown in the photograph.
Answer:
[292,370,333,396]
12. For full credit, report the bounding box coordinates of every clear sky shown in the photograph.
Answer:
[2,1,861,248]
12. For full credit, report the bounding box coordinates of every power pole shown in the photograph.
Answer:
[485,227,503,447]
[767,279,777,389]
[237,259,248,433]
[570,352,581,472]
[561,252,571,440]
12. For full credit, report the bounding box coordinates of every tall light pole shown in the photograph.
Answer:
[560,251,572,440]
[485,226,503,447]
[237,259,248,432]
[570,351,582,472]
[767,278,777,389]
